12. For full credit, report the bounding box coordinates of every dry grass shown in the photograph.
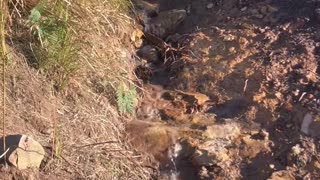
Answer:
[69,0,138,97]
[0,0,154,179]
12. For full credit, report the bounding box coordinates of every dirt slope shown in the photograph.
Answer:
[0,0,153,179]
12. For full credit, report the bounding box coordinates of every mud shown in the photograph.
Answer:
[130,0,320,179]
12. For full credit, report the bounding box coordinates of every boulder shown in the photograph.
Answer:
[0,134,45,170]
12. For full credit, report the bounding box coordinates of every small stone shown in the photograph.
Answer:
[269,164,275,169]
[134,39,143,48]
[314,160,320,169]
[292,89,300,96]
[251,9,259,14]
[255,14,264,19]
[307,93,314,100]
[229,47,236,54]
[0,134,45,170]
[40,127,52,135]
[275,92,282,99]
[241,7,247,11]
[207,3,214,9]
[301,113,313,135]
[291,144,303,155]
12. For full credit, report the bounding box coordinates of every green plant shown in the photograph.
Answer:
[116,83,138,114]
[28,0,78,91]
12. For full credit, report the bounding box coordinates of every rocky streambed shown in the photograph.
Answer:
[128,0,320,179]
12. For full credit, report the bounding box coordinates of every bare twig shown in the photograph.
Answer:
[243,79,248,95]
[75,140,119,148]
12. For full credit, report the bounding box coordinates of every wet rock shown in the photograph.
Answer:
[268,170,295,180]
[192,141,230,166]
[0,134,45,170]
[240,134,271,159]
[136,45,160,63]
[203,122,240,140]
[144,9,187,38]
[126,120,178,162]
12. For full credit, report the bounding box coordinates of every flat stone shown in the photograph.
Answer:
[300,113,320,137]
[301,113,313,135]
[0,134,45,170]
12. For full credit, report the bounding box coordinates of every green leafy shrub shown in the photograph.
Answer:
[28,0,78,91]
[116,83,138,114]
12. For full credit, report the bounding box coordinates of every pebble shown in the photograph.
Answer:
[241,7,248,12]
[269,164,275,169]
[292,89,300,97]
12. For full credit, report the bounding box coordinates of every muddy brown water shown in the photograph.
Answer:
[130,0,320,179]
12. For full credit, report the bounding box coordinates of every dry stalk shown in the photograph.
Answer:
[0,0,8,166]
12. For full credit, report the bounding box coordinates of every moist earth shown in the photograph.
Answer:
[129,0,320,179]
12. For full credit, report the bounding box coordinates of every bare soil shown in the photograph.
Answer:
[131,0,320,179]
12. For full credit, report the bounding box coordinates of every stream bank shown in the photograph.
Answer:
[129,0,320,179]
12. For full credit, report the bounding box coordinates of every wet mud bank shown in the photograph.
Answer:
[128,0,320,179]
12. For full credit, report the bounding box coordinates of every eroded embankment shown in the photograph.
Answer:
[129,0,320,179]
